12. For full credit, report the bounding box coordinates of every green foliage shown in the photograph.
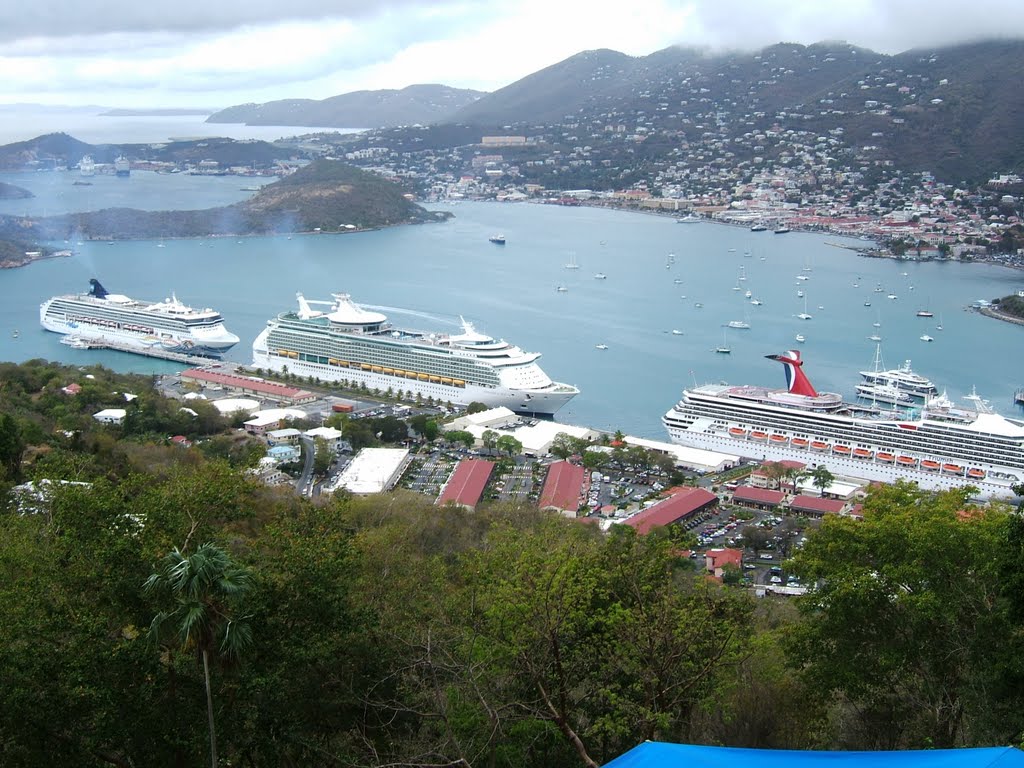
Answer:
[465,401,489,414]
[495,434,523,457]
[786,483,1022,748]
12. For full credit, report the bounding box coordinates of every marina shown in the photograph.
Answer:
[2,199,1024,437]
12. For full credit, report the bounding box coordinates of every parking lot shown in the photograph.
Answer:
[402,454,457,496]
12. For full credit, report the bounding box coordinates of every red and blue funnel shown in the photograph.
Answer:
[765,350,818,397]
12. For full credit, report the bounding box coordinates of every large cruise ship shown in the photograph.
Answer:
[663,350,1024,499]
[252,292,579,416]
[40,279,239,358]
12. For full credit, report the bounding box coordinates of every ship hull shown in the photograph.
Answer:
[665,424,1013,498]
[663,395,1023,500]
[253,336,575,417]
[40,298,238,358]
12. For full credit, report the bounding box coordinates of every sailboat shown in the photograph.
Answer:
[936,314,944,331]
[797,294,813,320]
[715,328,731,354]
[565,252,580,270]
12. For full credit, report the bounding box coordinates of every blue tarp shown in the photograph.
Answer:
[604,742,1024,768]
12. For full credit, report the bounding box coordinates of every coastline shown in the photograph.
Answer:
[979,306,1024,327]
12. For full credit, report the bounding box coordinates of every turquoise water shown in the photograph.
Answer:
[3,198,1024,438]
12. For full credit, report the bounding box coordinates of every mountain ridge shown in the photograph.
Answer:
[206,83,485,128]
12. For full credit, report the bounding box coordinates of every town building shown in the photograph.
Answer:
[181,368,316,405]
[538,461,587,517]
[93,408,126,425]
[621,486,719,535]
[436,459,494,511]
[705,547,743,579]
[331,448,411,495]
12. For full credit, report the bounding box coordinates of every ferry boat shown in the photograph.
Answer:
[79,155,95,177]
[488,235,506,245]
[252,292,579,416]
[662,349,1024,498]
[114,155,130,177]
[40,279,239,358]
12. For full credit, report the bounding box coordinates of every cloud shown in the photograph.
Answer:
[0,0,1023,108]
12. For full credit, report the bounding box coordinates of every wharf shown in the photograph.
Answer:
[62,336,218,366]
[1016,389,1024,406]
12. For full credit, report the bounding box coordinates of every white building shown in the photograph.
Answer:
[304,426,345,452]
[330,448,411,494]
[621,435,740,474]
[445,406,596,456]
[93,408,127,425]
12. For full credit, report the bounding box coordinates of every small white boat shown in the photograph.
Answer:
[750,299,763,306]
[595,343,608,350]
[671,329,684,336]
[795,334,806,343]
[674,278,683,284]
[556,286,568,293]
[868,334,882,342]
[888,294,898,300]
[920,334,934,342]
[594,273,607,280]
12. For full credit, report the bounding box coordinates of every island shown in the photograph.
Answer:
[0,160,447,264]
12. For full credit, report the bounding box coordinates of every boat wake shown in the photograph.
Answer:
[361,304,460,327]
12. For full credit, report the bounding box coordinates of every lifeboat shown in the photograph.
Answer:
[728,427,747,438]
[942,463,964,475]
[876,452,895,463]
[853,448,873,459]
[921,460,941,472]
[769,434,788,444]
[833,445,852,455]
[791,437,809,449]
[896,456,918,467]
[810,441,829,452]
[967,468,986,479]
[750,431,769,441]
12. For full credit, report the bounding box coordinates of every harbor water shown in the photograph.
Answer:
[3,192,1024,439]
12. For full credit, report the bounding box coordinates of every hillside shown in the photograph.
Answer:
[446,39,1024,183]
[0,160,435,243]
[207,83,485,128]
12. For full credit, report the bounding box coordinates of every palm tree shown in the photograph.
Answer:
[809,465,835,497]
[144,543,253,768]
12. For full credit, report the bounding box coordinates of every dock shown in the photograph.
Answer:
[1016,389,1024,406]
[61,336,220,366]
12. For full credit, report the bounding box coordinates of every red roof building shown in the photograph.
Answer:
[623,487,718,535]
[733,486,786,509]
[539,461,587,517]
[705,547,743,578]
[61,382,82,395]
[790,494,845,516]
[436,459,494,511]
[180,369,316,404]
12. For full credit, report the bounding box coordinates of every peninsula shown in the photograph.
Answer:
[0,160,440,261]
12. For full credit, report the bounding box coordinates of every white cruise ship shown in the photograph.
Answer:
[40,279,239,358]
[662,350,1024,499]
[252,292,579,416]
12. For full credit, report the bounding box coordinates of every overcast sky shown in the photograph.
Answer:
[2,0,1022,109]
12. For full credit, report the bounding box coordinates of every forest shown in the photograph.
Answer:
[2,359,1024,767]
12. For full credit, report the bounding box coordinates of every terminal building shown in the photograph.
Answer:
[330,448,411,495]
[181,368,316,405]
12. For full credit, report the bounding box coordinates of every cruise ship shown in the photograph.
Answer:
[40,279,239,358]
[252,292,579,416]
[662,350,1024,498]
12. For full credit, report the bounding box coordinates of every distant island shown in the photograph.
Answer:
[206,84,485,129]
[0,160,445,264]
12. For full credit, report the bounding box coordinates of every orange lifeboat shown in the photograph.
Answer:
[967,468,986,479]
[833,445,852,455]
[876,452,895,463]
[791,437,809,449]
[853,448,873,459]
[750,431,769,441]
[810,440,829,452]
[769,434,788,444]
[896,456,918,467]
[942,463,964,475]
[728,427,747,437]
[921,460,941,472]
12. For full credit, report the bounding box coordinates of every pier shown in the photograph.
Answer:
[1016,389,1024,406]
[62,336,220,366]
